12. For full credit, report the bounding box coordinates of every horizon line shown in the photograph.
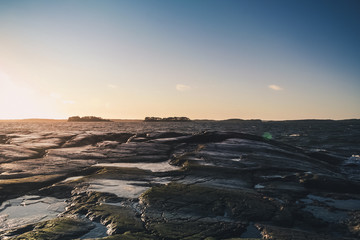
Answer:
[0,117,359,122]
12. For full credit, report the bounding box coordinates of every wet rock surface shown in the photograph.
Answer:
[0,121,359,239]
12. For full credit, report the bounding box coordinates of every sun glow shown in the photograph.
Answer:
[0,71,61,119]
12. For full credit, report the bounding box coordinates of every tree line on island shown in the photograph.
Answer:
[67,116,191,122]
[144,117,191,122]
[68,116,111,122]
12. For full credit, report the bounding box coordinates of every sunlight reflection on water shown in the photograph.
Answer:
[0,195,66,231]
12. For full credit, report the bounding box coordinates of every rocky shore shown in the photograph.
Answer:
[0,129,359,239]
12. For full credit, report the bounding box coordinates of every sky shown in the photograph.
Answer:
[0,0,359,120]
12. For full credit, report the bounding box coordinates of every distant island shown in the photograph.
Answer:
[68,116,111,122]
[144,117,191,122]
[221,118,262,123]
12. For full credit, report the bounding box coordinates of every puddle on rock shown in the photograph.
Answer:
[0,195,66,231]
[61,176,84,182]
[344,154,360,166]
[254,184,265,189]
[302,194,360,211]
[240,223,262,238]
[94,161,180,172]
[87,179,150,198]
[199,178,251,189]
[79,221,108,239]
[303,205,348,223]
[300,194,360,223]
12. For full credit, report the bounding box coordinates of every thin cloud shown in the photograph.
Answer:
[268,85,283,91]
[50,92,62,99]
[50,92,75,104]
[107,84,118,89]
[176,84,191,92]
[63,100,75,104]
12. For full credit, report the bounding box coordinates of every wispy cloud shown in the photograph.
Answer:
[268,85,283,91]
[50,92,75,104]
[50,92,62,99]
[63,100,75,104]
[107,84,118,89]
[176,84,191,92]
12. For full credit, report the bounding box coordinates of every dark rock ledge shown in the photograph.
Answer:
[0,131,359,239]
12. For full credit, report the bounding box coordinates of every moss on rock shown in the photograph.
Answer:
[101,231,156,240]
[66,191,144,236]
[10,217,92,240]
[89,204,144,235]
[139,182,277,239]
[149,221,246,240]
[140,182,277,221]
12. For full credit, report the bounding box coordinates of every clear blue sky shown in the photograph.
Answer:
[0,0,359,120]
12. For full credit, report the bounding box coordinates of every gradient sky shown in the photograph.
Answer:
[0,0,359,120]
